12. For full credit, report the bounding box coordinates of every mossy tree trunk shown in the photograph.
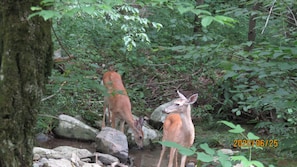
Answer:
[0,0,52,166]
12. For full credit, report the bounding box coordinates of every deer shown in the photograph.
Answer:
[102,71,144,149]
[157,90,198,167]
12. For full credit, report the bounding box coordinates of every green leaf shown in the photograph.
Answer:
[28,13,40,20]
[197,152,213,162]
[179,147,196,156]
[288,108,293,114]
[159,141,183,149]
[219,157,232,167]
[191,9,211,16]
[250,160,265,167]
[247,132,259,140]
[201,16,213,27]
[218,121,236,129]
[40,0,55,6]
[177,6,194,14]
[229,125,245,133]
[31,6,42,11]
[231,155,248,162]
[39,10,60,20]
[214,15,237,27]
[200,143,215,155]
[159,141,195,156]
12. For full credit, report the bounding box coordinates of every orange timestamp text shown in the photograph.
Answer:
[233,139,279,148]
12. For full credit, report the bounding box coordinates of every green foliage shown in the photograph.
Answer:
[218,44,297,129]
[30,0,163,51]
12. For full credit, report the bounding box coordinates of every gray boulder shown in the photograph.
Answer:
[54,114,99,141]
[95,127,129,163]
[150,99,176,123]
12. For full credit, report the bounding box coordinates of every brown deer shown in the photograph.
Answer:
[157,90,198,167]
[102,71,144,149]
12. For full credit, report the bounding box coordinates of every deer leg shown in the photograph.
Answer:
[174,150,178,167]
[157,146,166,167]
[102,103,107,128]
[168,148,176,167]
[108,105,112,126]
[180,155,187,167]
[111,111,116,129]
[120,120,125,132]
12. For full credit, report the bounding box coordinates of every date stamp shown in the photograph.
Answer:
[233,139,278,148]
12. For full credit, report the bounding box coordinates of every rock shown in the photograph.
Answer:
[218,148,239,155]
[33,146,93,160]
[33,147,105,167]
[36,133,53,143]
[53,146,93,159]
[111,162,128,167]
[36,158,73,167]
[33,153,41,161]
[150,100,176,123]
[186,162,195,167]
[95,152,120,165]
[54,114,99,141]
[33,147,62,159]
[82,163,102,167]
[95,127,129,163]
[53,114,160,148]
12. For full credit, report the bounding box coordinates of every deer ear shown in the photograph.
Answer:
[135,117,144,128]
[187,93,198,104]
[177,90,187,100]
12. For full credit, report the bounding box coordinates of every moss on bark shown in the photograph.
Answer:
[0,0,52,166]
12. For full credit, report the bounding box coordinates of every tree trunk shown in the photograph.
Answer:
[193,0,204,45]
[245,3,260,51]
[0,0,53,166]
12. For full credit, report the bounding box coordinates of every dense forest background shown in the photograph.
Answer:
[34,0,297,166]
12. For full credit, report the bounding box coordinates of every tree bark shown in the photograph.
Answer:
[193,0,204,45]
[0,0,52,166]
[245,3,261,51]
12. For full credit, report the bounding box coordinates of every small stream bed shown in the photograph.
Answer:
[35,137,196,167]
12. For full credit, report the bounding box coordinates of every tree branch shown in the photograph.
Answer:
[261,0,277,34]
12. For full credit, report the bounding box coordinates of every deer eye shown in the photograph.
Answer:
[174,103,179,106]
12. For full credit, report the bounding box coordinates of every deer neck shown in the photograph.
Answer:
[124,114,138,132]
[181,105,192,121]
[180,105,195,145]
[180,105,194,130]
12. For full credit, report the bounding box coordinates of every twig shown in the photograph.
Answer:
[261,0,277,34]
[287,6,297,26]
[51,25,72,58]
[41,81,67,102]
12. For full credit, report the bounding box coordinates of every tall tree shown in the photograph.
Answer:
[0,0,52,166]
[245,2,261,51]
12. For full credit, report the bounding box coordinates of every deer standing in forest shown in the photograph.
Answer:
[102,71,144,149]
[157,90,198,167]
